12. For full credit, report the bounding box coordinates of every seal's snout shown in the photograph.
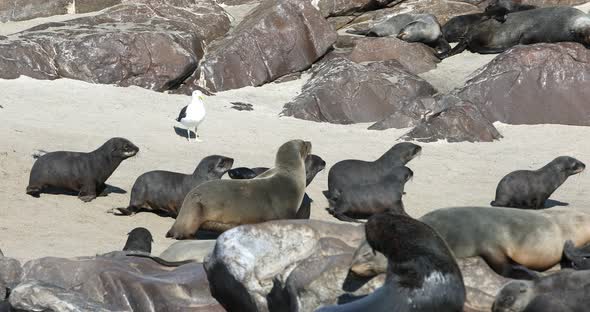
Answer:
[397,32,407,40]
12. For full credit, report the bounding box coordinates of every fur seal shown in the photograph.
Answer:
[325,166,412,223]
[438,7,590,59]
[317,213,465,312]
[561,240,590,270]
[324,142,421,200]
[492,269,590,312]
[347,13,451,54]
[122,227,153,253]
[419,207,590,279]
[166,139,311,239]
[114,155,234,217]
[491,156,585,209]
[26,138,139,202]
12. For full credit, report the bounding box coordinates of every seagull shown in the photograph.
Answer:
[176,90,206,142]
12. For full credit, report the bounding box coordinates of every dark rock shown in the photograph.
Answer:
[281,57,436,124]
[0,0,71,23]
[231,102,254,111]
[0,39,59,80]
[0,256,23,301]
[327,35,439,74]
[273,72,302,84]
[456,43,590,126]
[194,0,337,92]
[316,0,402,18]
[75,0,122,13]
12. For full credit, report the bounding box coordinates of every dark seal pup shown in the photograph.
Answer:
[492,269,590,312]
[438,7,590,59]
[491,156,585,209]
[326,166,412,223]
[316,213,465,312]
[324,142,421,200]
[115,155,234,217]
[26,137,139,202]
[123,227,153,253]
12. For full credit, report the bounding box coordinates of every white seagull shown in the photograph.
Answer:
[176,90,207,142]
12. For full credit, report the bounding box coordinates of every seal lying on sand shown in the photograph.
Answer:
[166,139,311,239]
[347,13,451,54]
[316,213,465,312]
[114,155,234,217]
[420,206,590,279]
[325,166,412,223]
[491,156,585,209]
[438,7,590,59]
[227,154,326,219]
[324,142,421,201]
[26,138,139,202]
[492,269,590,312]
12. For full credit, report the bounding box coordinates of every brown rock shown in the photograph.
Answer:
[456,43,590,126]
[194,0,336,92]
[281,57,436,124]
[0,0,72,23]
[0,39,58,80]
[459,257,510,312]
[317,0,402,17]
[75,0,122,13]
[327,16,357,30]
[328,35,439,74]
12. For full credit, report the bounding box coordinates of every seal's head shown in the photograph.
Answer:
[572,16,590,47]
[382,142,422,165]
[350,240,387,277]
[195,155,234,179]
[492,280,535,312]
[103,138,139,159]
[305,154,326,186]
[276,140,312,169]
[397,21,441,43]
[552,156,585,176]
[123,227,153,253]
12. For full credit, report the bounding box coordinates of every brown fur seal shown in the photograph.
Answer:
[324,142,421,200]
[420,207,590,279]
[26,138,139,202]
[491,156,585,209]
[114,155,234,217]
[316,213,465,312]
[492,269,590,312]
[166,139,311,239]
[326,166,412,223]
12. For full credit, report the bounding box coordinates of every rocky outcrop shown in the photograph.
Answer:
[281,57,436,124]
[192,0,337,92]
[204,220,373,312]
[0,0,72,23]
[0,256,23,302]
[0,0,230,91]
[327,36,439,74]
[457,43,590,126]
[316,0,402,17]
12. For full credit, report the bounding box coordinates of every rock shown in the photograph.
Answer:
[0,0,230,92]
[194,0,337,92]
[327,35,439,74]
[326,16,357,30]
[281,57,436,124]
[9,255,222,312]
[217,0,260,5]
[204,219,368,312]
[75,0,122,13]
[458,257,511,312]
[456,43,590,126]
[0,256,23,301]
[316,0,401,17]
[0,0,72,23]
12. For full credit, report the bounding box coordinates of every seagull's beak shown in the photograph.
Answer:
[199,96,205,101]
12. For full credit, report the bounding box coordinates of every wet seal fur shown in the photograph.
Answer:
[114,155,234,217]
[491,156,585,209]
[438,7,590,59]
[166,139,311,239]
[325,166,413,223]
[324,142,421,201]
[227,154,326,219]
[420,206,590,279]
[316,213,465,312]
[492,269,590,312]
[26,138,139,202]
[123,227,153,253]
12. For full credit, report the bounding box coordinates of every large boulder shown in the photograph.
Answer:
[281,57,437,124]
[327,36,439,74]
[193,0,337,92]
[456,43,590,126]
[0,0,72,23]
[0,256,23,301]
[8,254,222,312]
[203,220,374,312]
[316,0,402,17]
[0,0,230,92]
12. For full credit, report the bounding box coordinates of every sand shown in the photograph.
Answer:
[2,8,590,262]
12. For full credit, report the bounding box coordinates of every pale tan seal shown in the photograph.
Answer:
[166,139,311,239]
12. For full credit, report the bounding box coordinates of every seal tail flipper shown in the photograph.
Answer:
[436,36,469,59]
[107,207,137,216]
[325,207,363,223]
[490,200,501,207]
[345,29,370,36]
[25,186,41,197]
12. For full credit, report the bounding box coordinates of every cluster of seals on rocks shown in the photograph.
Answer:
[492,269,590,312]
[166,139,311,239]
[114,155,234,217]
[419,206,590,279]
[491,156,585,209]
[317,213,465,311]
[325,166,412,222]
[227,154,326,219]
[347,13,451,54]
[122,227,153,254]
[26,137,139,202]
[438,6,590,59]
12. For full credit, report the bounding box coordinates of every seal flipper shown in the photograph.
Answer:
[345,29,370,36]
[436,37,469,59]
[126,254,194,267]
[326,208,363,223]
